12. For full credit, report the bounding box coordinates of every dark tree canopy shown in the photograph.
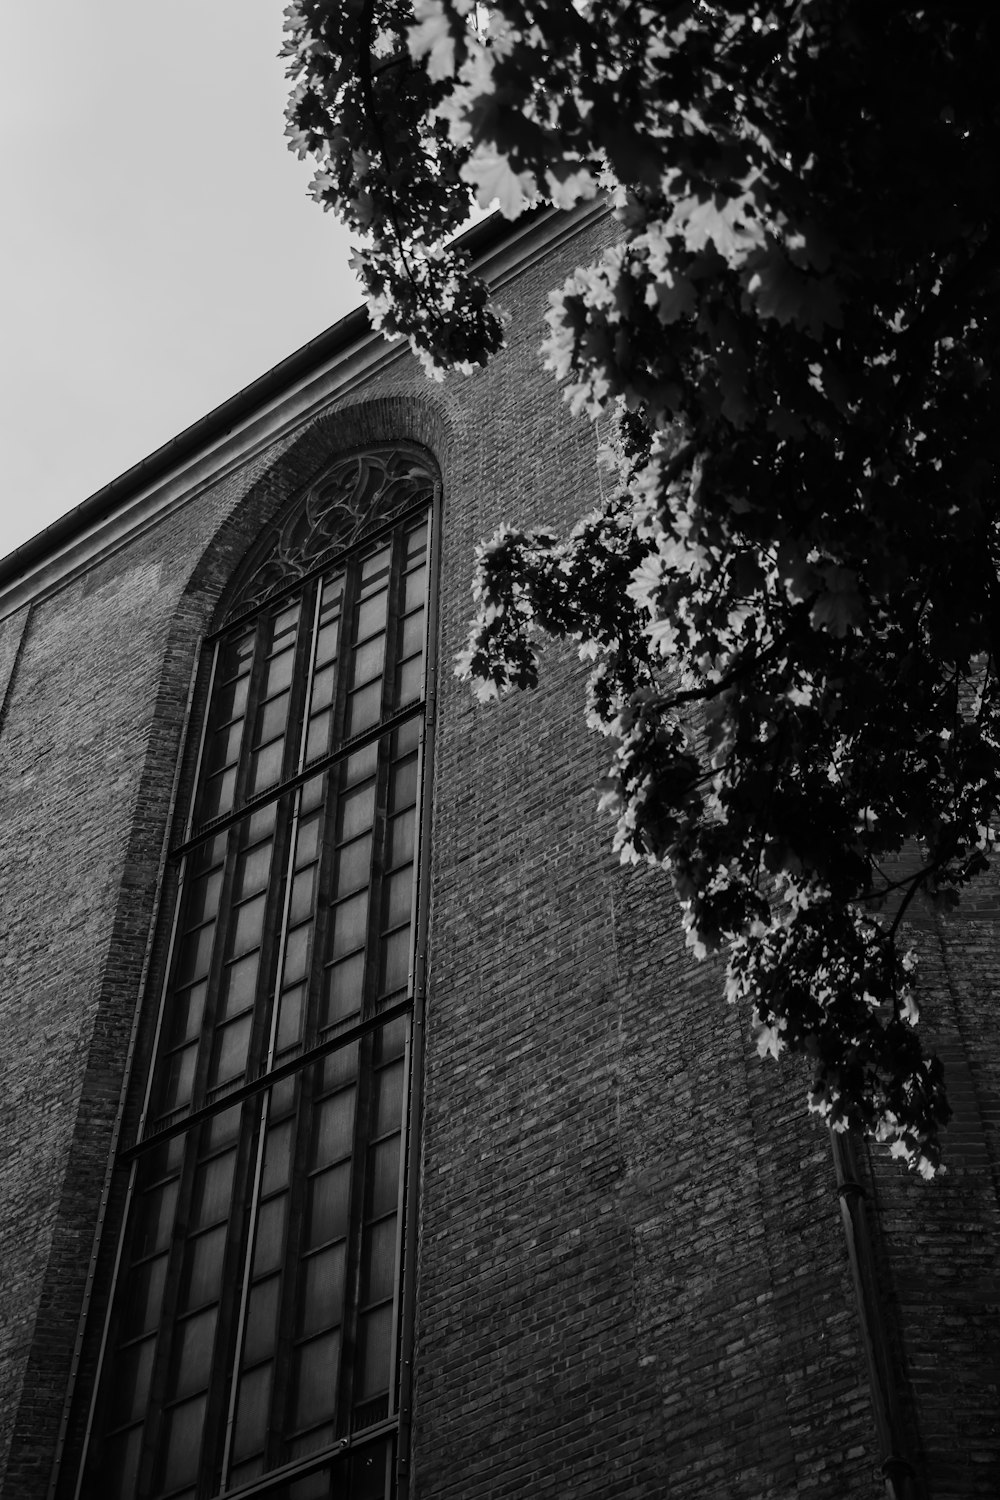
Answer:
[284,0,1000,1175]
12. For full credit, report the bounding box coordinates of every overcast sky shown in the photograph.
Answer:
[0,0,363,562]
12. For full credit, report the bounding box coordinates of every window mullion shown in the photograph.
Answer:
[365,739,393,1024]
[283,582,321,784]
[217,1092,271,1489]
[385,1023,412,1421]
[380,525,406,725]
[185,830,243,1119]
[336,1031,376,1438]
[267,583,328,1069]
[263,1067,316,1472]
[233,617,269,817]
[330,560,362,754]
[134,1133,201,1495]
[183,641,222,845]
[214,778,305,1484]
[218,563,326,1488]
[194,1108,263,1497]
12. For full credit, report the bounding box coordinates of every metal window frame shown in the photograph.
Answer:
[69,452,440,1500]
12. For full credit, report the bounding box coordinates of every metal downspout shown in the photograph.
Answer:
[830,1131,921,1500]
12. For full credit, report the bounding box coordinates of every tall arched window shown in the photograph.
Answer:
[79,446,438,1500]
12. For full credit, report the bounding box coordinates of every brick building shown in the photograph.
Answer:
[1,205,998,1500]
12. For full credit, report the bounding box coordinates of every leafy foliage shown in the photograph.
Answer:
[284,0,1000,1175]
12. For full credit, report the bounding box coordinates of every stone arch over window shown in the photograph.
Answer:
[73,434,442,1500]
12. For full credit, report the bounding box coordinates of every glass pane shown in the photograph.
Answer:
[337,782,376,841]
[232,1363,272,1461]
[355,1304,393,1401]
[355,591,388,642]
[191,1151,236,1229]
[120,1253,168,1338]
[334,835,372,898]
[379,929,410,997]
[288,1442,336,1493]
[403,566,426,612]
[255,691,289,745]
[395,655,422,706]
[159,1043,197,1114]
[350,1437,394,1500]
[179,1224,227,1311]
[249,738,285,794]
[295,809,322,866]
[306,1163,351,1248]
[320,1043,359,1092]
[219,952,259,1019]
[394,716,420,758]
[386,810,415,868]
[289,868,316,927]
[247,800,278,842]
[252,1194,288,1276]
[230,1459,265,1491]
[231,895,266,956]
[292,1331,340,1430]
[208,1012,253,1087]
[169,1307,218,1398]
[203,1104,242,1152]
[273,603,300,639]
[262,1121,294,1196]
[212,673,250,727]
[374,1061,405,1138]
[310,662,336,710]
[390,756,418,814]
[343,742,378,787]
[282,923,312,987]
[264,647,295,696]
[200,766,237,823]
[351,635,385,688]
[186,870,223,927]
[383,867,412,928]
[270,1074,297,1116]
[134,1180,179,1259]
[361,546,391,586]
[103,1426,142,1500]
[321,954,365,1027]
[243,1275,281,1365]
[346,681,382,738]
[361,1217,398,1306]
[305,713,331,765]
[234,841,272,900]
[300,776,325,819]
[311,1089,356,1169]
[190,830,228,875]
[176,922,215,986]
[376,1016,407,1064]
[139,1133,184,1183]
[314,621,340,666]
[322,574,345,608]
[331,891,368,958]
[276,984,305,1053]
[159,1395,206,1489]
[399,610,424,659]
[406,521,428,557]
[109,1335,156,1424]
[298,1244,346,1337]
[167,983,207,1046]
[368,1137,401,1220]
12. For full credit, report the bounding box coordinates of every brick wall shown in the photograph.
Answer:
[0,210,998,1500]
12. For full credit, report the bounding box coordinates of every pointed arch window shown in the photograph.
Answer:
[79,446,438,1500]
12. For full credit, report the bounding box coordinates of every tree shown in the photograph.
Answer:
[283,0,1000,1175]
